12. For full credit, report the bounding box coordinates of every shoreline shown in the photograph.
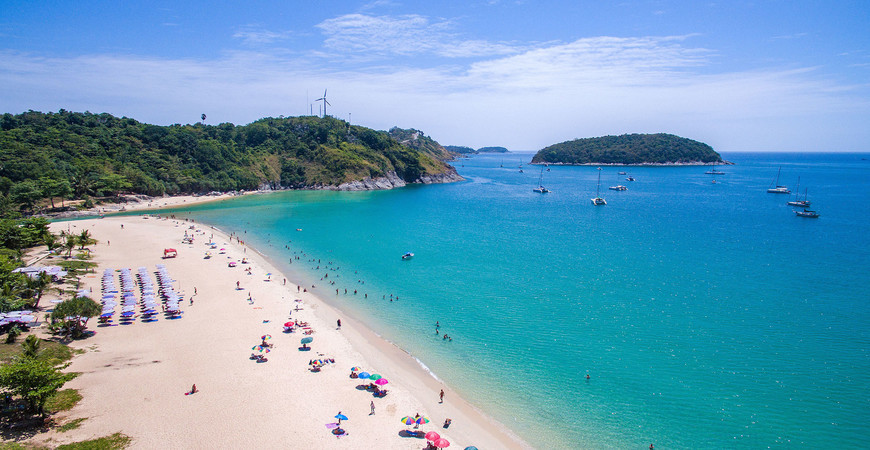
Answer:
[41,214,529,448]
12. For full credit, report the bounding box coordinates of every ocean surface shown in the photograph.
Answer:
[158,152,870,448]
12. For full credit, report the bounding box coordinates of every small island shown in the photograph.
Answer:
[531,133,727,165]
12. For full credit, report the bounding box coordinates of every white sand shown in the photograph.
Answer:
[36,215,528,449]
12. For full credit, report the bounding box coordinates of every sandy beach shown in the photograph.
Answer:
[36,213,528,448]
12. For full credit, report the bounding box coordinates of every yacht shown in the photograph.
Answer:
[795,209,819,218]
[591,168,607,205]
[767,167,790,194]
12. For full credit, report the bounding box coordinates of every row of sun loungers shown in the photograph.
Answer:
[98,265,183,322]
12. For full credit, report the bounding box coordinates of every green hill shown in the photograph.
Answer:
[477,146,508,153]
[444,145,475,154]
[387,127,453,161]
[0,110,460,213]
[531,133,724,165]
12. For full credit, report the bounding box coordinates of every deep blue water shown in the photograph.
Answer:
[162,152,870,448]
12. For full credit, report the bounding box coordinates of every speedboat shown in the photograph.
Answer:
[402,252,414,260]
[608,185,627,191]
[618,171,627,175]
[626,176,635,181]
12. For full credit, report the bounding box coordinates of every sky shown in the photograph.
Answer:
[1,0,869,152]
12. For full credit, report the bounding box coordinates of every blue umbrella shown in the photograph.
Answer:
[357,372,371,379]
[335,413,348,421]
[300,336,313,344]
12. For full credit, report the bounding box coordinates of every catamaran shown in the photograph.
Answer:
[591,168,606,205]
[767,167,790,194]
[533,166,550,193]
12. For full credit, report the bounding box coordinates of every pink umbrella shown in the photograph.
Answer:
[425,431,441,441]
[433,438,450,448]
[375,378,389,386]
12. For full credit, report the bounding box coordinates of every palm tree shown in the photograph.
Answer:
[62,234,76,258]
[77,229,95,250]
[21,334,41,358]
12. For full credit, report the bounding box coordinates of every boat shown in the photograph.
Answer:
[591,168,607,205]
[401,252,414,260]
[767,167,790,193]
[626,176,635,182]
[786,179,811,207]
[618,171,627,175]
[533,166,550,193]
[795,209,819,218]
[705,161,725,175]
[609,185,627,191]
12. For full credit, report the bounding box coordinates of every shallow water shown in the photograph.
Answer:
[164,152,870,448]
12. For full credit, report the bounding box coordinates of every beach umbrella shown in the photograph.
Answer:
[335,413,348,421]
[357,372,371,379]
[425,431,441,441]
[284,321,295,327]
[261,334,272,340]
[300,336,313,344]
[375,378,389,386]
[368,373,382,381]
[464,447,479,450]
[350,366,361,371]
[400,416,417,426]
[416,416,431,425]
[433,438,450,448]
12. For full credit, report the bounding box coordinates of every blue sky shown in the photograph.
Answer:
[1,0,868,151]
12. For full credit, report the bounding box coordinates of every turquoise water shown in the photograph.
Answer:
[163,152,870,448]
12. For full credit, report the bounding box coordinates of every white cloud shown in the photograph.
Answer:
[315,13,522,58]
[233,27,293,45]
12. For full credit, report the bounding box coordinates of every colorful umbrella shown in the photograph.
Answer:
[375,378,389,386]
[357,372,371,379]
[368,373,382,381]
[425,431,441,441]
[416,416,431,425]
[261,334,272,340]
[400,416,417,426]
[433,438,450,448]
[300,336,313,344]
[350,366,361,371]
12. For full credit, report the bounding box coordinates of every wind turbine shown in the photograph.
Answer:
[315,89,330,117]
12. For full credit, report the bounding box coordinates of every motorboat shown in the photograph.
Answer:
[609,185,627,191]
[795,209,819,218]
[402,252,414,260]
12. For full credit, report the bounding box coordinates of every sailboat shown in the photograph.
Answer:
[795,208,819,218]
[533,166,550,193]
[705,161,725,175]
[591,168,606,205]
[786,178,811,207]
[786,189,810,208]
[767,167,790,193]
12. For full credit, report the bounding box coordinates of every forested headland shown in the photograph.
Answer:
[0,111,459,215]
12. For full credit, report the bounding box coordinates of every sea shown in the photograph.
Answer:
[157,152,870,448]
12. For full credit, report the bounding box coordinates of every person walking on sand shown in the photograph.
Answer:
[337,319,341,329]
[370,401,375,415]
[439,389,444,403]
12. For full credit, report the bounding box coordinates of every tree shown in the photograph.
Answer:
[50,296,100,338]
[22,334,41,358]
[9,180,42,212]
[77,228,95,249]
[0,357,77,416]
[62,233,76,258]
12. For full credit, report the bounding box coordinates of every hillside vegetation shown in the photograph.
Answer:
[0,111,457,213]
[531,133,723,165]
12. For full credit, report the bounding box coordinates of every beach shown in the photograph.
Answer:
[38,213,527,448]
